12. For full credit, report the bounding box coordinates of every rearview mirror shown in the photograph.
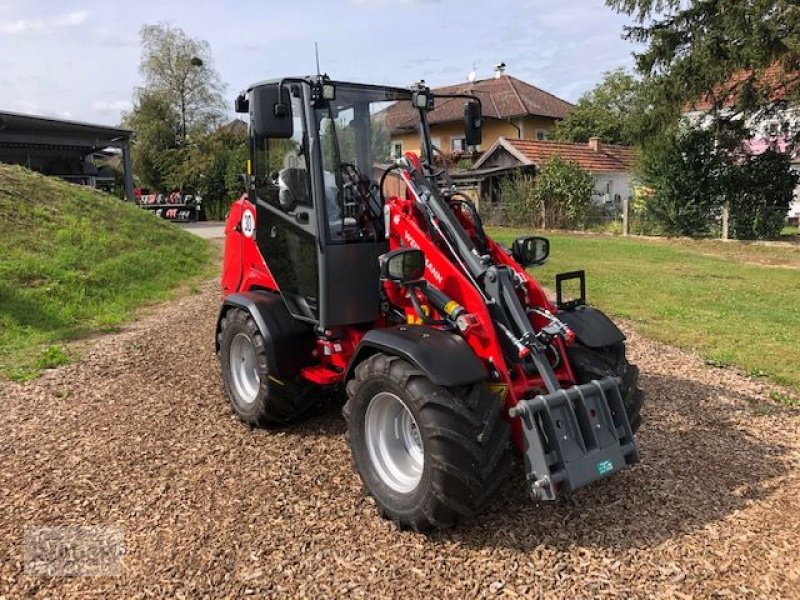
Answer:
[379,248,426,284]
[512,236,549,267]
[251,84,293,138]
[464,101,483,147]
[234,93,249,114]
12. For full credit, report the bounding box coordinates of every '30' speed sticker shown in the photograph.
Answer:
[241,209,255,238]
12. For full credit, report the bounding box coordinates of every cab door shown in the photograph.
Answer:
[251,85,320,322]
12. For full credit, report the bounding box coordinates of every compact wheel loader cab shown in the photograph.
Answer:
[216,75,644,531]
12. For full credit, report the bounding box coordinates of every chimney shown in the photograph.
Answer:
[494,62,507,79]
[588,136,602,152]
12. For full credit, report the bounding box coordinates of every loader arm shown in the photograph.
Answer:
[388,140,640,501]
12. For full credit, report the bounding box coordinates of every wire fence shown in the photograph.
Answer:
[479,202,797,241]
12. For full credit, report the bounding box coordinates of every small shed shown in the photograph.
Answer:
[0,111,134,200]
[470,136,636,210]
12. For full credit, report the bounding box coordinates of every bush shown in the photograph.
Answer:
[494,156,595,229]
[534,155,595,229]
[497,172,538,227]
[637,127,798,240]
[637,128,724,237]
[727,150,798,240]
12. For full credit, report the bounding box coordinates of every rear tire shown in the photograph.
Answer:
[344,353,510,531]
[567,342,644,433]
[218,308,315,426]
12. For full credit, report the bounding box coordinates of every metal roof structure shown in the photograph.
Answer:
[0,110,134,200]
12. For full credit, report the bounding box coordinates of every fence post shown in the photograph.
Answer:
[721,201,730,241]
[622,196,629,236]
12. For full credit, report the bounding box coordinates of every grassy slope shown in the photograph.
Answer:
[490,228,800,391]
[0,164,213,379]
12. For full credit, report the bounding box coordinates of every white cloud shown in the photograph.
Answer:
[0,19,45,34]
[11,100,73,120]
[91,99,132,114]
[351,0,437,4]
[0,10,88,35]
[54,11,89,27]
[13,100,42,115]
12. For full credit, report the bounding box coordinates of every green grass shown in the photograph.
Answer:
[0,164,214,380]
[489,228,800,391]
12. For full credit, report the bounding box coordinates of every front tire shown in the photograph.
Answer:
[567,342,644,433]
[218,308,315,426]
[344,353,510,531]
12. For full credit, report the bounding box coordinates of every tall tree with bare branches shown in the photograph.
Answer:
[138,23,226,144]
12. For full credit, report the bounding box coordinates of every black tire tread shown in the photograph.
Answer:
[567,342,644,433]
[344,353,510,531]
[218,308,315,427]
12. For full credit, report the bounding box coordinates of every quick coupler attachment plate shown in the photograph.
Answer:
[508,376,639,501]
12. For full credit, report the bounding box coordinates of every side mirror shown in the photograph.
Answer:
[251,84,293,138]
[234,93,249,114]
[464,101,483,147]
[512,236,549,267]
[379,248,426,285]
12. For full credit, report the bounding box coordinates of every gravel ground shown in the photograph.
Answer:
[1,278,799,599]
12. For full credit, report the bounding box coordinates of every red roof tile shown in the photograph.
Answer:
[474,138,636,173]
[383,75,574,133]
[686,62,800,112]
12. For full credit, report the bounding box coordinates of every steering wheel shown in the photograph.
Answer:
[340,162,382,220]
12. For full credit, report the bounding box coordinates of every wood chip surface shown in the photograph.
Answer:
[1,279,798,598]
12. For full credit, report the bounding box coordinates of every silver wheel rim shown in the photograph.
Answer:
[229,332,260,406]
[364,392,424,494]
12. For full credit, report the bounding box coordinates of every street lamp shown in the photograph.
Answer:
[181,56,205,144]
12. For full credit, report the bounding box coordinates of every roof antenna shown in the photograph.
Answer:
[315,42,321,76]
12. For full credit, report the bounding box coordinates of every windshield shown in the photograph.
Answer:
[316,85,418,244]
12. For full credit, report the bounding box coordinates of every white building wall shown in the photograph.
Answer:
[590,172,633,211]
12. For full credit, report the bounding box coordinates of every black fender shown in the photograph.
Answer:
[558,305,626,349]
[216,291,315,379]
[346,325,486,388]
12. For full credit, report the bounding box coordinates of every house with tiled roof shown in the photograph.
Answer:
[683,63,800,222]
[382,65,574,159]
[465,136,636,210]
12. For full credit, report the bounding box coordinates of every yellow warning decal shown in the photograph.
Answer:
[443,300,460,316]
[406,305,429,325]
[246,159,252,175]
[487,383,509,408]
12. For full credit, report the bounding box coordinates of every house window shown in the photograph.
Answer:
[767,122,779,137]
[451,136,467,154]
[536,129,550,141]
[391,141,403,159]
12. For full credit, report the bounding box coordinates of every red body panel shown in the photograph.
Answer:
[221,156,576,451]
[221,195,278,296]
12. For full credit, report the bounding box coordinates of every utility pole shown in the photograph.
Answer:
[181,57,204,144]
[722,200,730,241]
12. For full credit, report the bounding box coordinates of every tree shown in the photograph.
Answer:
[555,69,646,145]
[606,0,800,121]
[138,23,226,144]
[637,127,798,239]
[121,90,181,192]
[637,127,726,236]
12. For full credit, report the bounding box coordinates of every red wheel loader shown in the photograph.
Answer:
[217,75,643,531]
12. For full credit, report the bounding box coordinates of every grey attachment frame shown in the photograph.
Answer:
[509,375,639,501]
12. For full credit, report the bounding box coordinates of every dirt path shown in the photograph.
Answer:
[1,279,799,598]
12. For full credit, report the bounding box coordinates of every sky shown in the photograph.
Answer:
[0,0,642,126]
